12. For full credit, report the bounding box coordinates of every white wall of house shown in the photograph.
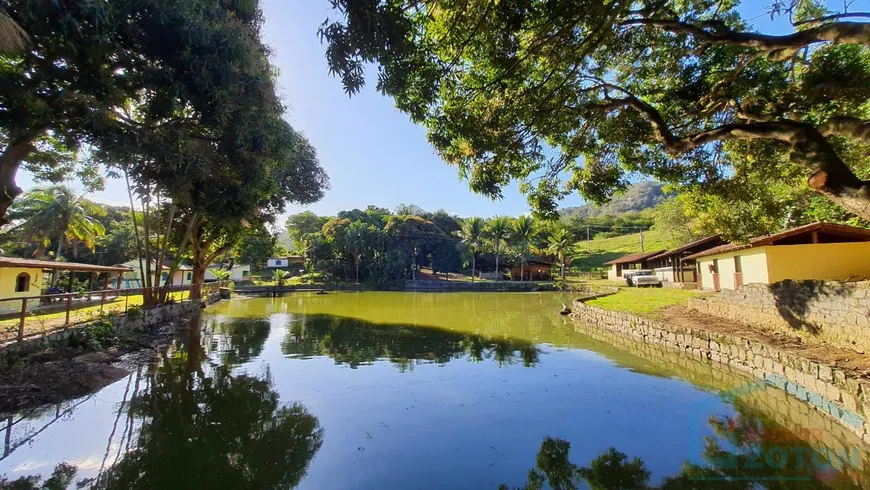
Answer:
[607,264,621,281]
[266,257,304,269]
[119,260,191,289]
[205,264,251,282]
[697,249,769,291]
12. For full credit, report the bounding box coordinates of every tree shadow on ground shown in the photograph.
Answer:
[770,280,856,336]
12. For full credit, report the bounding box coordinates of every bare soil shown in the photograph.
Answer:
[0,319,187,414]
[660,306,870,377]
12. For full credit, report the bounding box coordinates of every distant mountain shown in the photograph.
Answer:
[560,181,667,219]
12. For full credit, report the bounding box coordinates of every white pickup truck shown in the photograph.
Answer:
[625,270,662,287]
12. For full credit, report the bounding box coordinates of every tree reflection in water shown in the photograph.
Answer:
[0,315,324,490]
[503,408,867,490]
[281,314,541,370]
[85,319,324,490]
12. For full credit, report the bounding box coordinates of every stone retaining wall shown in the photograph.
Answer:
[0,291,222,359]
[571,321,870,479]
[572,299,870,446]
[687,281,870,351]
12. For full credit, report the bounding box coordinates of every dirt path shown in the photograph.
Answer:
[660,305,870,377]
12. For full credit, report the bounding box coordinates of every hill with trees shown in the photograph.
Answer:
[559,182,667,220]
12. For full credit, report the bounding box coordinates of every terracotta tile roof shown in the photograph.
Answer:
[684,222,870,260]
[648,235,723,259]
[0,257,132,273]
[603,250,666,266]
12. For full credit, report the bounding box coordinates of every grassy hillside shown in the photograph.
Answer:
[572,229,668,270]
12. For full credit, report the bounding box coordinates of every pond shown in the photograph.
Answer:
[0,291,867,489]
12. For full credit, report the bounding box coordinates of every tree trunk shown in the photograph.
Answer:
[520,258,524,283]
[494,243,500,280]
[0,133,38,227]
[50,236,65,286]
[189,264,207,300]
[471,253,476,282]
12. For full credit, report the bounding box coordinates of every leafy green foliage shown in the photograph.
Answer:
[5,185,106,258]
[235,226,281,270]
[91,351,324,490]
[322,0,870,221]
[651,197,707,249]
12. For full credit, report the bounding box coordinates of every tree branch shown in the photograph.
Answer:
[820,116,870,144]
[794,12,870,26]
[622,18,870,50]
[584,95,870,219]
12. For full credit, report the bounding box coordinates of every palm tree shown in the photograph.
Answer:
[547,228,573,281]
[459,217,485,281]
[486,216,511,280]
[511,215,536,282]
[273,269,291,286]
[8,185,106,259]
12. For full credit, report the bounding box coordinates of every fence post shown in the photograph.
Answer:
[18,298,27,342]
[65,295,73,326]
[100,292,105,312]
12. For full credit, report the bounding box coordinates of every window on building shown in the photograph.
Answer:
[242,270,249,277]
[14,273,29,292]
[734,256,742,273]
[187,272,192,281]
[275,260,282,266]
[161,272,168,281]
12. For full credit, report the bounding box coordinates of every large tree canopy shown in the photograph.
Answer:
[0,0,319,224]
[321,0,870,220]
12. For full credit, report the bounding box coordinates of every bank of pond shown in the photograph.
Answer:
[0,292,866,489]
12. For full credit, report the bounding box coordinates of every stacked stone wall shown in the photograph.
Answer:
[687,281,870,351]
[571,299,870,446]
[571,321,870,479]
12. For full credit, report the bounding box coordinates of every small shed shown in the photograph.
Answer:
[603,250,666,281]
[510,259,554,281]
[685,222,870,291]
[266,256,305,270]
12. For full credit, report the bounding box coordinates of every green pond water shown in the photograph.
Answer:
[0,291,868,489]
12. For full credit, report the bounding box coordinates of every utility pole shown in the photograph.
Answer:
[639,229,645,253]
[586,225,590,250]
[412,246,418,285]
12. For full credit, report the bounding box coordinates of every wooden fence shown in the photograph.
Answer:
[0,282,227,343]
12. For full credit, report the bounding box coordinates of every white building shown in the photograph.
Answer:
[118,260,194,289]
[266,256,305,269]
[205,264,251,282]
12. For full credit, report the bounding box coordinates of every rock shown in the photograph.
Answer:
[74,352,111,364]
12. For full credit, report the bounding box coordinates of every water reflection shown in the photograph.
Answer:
[2,293,870,489]
[504,409,866,489]
[0,316,323,490]
[0,463,76,489]
[282,314,541,369]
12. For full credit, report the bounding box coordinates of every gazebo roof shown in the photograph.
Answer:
[0,257,132,273]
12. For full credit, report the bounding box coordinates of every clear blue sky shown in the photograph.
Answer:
[16,0,803,220]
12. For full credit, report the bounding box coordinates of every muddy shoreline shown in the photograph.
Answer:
[0,314,199,414]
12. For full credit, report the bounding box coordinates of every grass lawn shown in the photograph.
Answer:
[572,229,669,270]
[583,284,708,316]
[0,291,188,342]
